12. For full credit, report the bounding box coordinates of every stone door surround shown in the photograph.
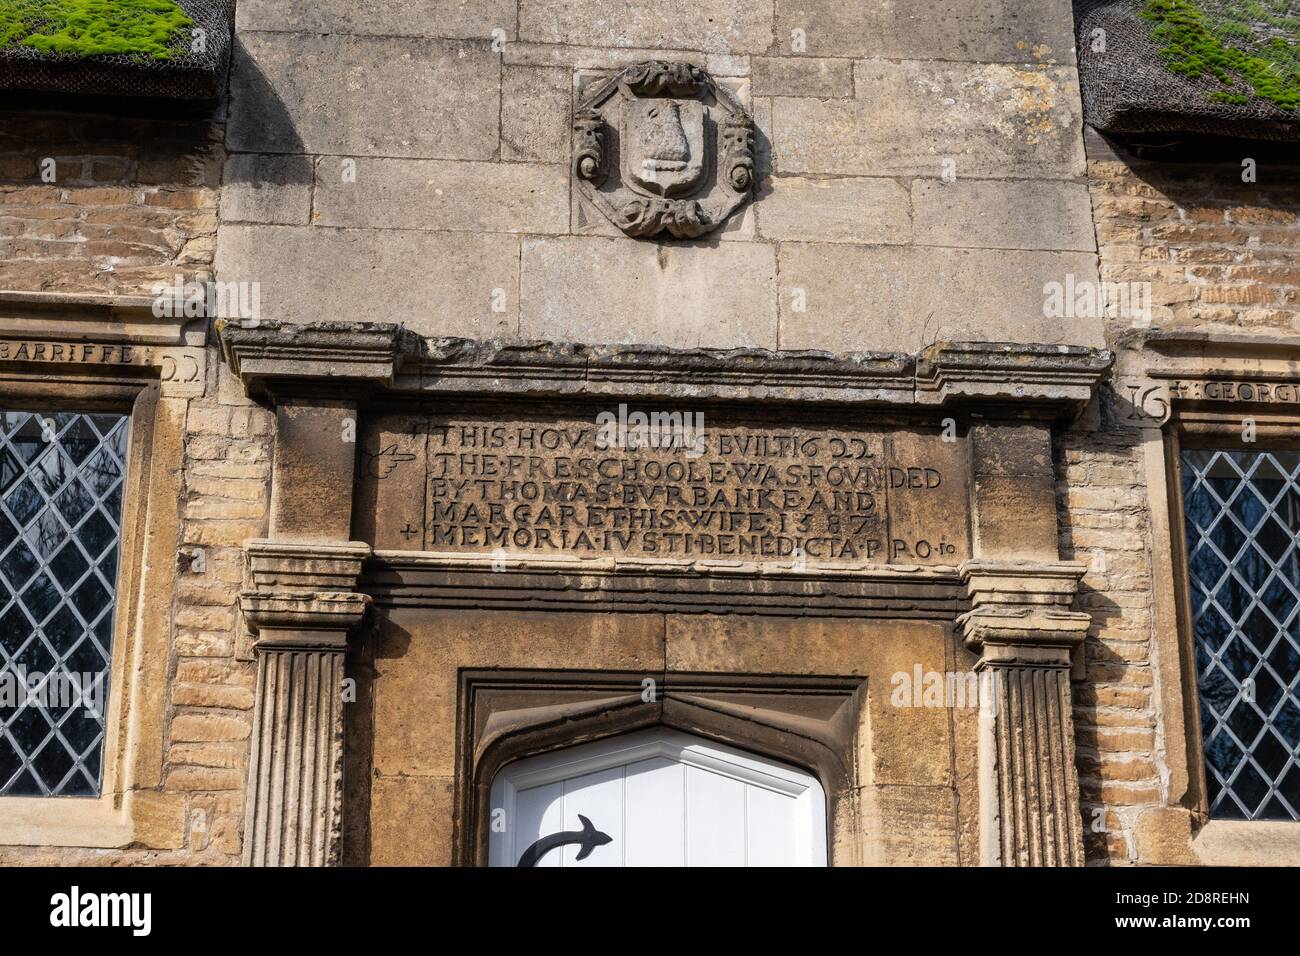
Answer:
[220,321,1111,867]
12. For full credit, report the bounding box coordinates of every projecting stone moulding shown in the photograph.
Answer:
[573,61,755,240]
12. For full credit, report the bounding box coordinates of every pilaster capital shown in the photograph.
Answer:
[239,539,373,645]
[239,591,371,645]
[246,539,371,590]
[957,559,1091,666]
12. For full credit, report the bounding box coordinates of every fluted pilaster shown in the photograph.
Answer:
[960,559,1091,867]
[986,664,1084,866]
[244,642,346,866]
[239,540,370,867]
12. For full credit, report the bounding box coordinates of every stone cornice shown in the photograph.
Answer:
[915,342,1113,416]
[219,319,415,399]
[0,290,205,347]
[416,337,916,404]
[219,320,1113,414]
[1119,327,1300,362]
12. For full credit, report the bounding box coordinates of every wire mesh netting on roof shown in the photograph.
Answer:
[1075,0,1300,140]
[0,0,233,99]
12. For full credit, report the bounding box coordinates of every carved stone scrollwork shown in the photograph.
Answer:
[572,60,756,240]
[721,114,755,194]
[617,196,709,239]
[572,107,606,185]
[617,60,707,98]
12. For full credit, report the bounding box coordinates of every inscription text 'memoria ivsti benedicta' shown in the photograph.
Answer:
[360,411,972,566]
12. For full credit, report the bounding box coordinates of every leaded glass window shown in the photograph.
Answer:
[0,411,129,797]
[1181,448,1300,820]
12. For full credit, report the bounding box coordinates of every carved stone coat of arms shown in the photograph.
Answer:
[572,61,756,240]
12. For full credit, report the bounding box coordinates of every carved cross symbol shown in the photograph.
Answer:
[400,523,419,541]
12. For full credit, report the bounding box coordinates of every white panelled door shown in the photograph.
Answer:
[489,728,827,867]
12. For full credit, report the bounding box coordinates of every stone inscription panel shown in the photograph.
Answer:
[357,409,972,567]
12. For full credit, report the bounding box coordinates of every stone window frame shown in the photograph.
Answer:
[1130,334,1300,864]
[0,294,200,850]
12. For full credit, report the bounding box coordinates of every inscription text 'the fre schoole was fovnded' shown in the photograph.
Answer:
[411,420,966,565]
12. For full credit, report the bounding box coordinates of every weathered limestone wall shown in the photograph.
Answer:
[1087,131,1300,336]
[215,0,1103,353]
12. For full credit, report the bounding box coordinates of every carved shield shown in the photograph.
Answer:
[621,98,706,198]
[572,61,756,240]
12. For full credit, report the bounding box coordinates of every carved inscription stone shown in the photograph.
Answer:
[0,339,206,397]
[358,408,972,568]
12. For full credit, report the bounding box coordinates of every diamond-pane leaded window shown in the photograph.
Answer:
[0,411,129,797]
[1181,448,1300,821]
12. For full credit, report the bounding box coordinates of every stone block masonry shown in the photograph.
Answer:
[216,2,1104,353]
[14,0,1291,870]
[1056,419,1163,865]
[1069,131,1300,865]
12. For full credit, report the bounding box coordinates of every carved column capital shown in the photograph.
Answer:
[239,539,372,645]
[958,559,1091,666]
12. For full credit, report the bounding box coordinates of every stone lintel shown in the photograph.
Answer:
[1114,327,1300,428]
[218,321,1113,412]
[0,290,206,347]
[0,291,209,397]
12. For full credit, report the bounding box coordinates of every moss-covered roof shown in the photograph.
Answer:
[1141,0,1299,109]
[1075,0,1300,141]
[0,0,194,62]
[0,0,230,99]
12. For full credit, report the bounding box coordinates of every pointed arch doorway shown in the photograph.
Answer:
[488,728,828,867]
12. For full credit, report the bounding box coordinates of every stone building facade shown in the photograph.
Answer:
[0,0,1295,866]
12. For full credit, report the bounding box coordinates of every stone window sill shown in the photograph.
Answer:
[1193,820,1300,866]
[0,791,184,850]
